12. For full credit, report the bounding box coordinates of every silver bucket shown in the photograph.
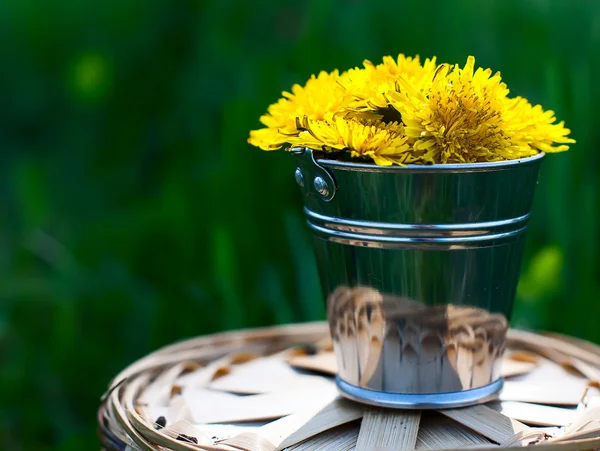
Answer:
[292,147,544,409]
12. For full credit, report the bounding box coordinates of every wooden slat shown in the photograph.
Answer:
[499,429,557,448]
[355,409,421,451]
[545,332,600,358]
[138,363,185,405]
[223,392,345,451]
[553,427,600,443]
[209,357,332,394]
[499,380,587,406]
[284,424,358,451]
[507,329,600,368]
[186,386,338,424]
[278,398,363,450]
[500,360,537,378]
[175,357,232,389]
[565,405,600,433]
[288,352,337,376]
[515,358,586,387]
[439,405,529,444]
[563,358,600,382]
[159,420,214,447]
[488,401,576,426]
[219,432,276,451]
[190,422,264,442]
[167,394,193,423]
[416,414,491,449]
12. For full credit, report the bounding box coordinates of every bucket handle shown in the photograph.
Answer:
[291,147,337,202]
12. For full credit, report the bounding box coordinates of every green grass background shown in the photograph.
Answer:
[1,0,598,449]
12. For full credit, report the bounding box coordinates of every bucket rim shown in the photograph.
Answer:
[314,151,545,173]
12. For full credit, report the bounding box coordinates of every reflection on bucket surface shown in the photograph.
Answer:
[327,286,507,395]
[293,147,544,408]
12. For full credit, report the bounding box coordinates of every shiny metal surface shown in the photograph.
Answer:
[313,175,330,197]
[293,147,337,202]
[336,376,504,409]
[294,167,304,187]
[293,148,544,408]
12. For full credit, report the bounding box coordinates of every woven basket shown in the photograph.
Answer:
[98,322,600,451]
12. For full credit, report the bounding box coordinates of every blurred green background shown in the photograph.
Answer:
[1,0,598,449]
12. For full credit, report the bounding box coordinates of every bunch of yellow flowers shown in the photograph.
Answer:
[248,55,574,165]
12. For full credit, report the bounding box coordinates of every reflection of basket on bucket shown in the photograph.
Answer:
[328,286,508,398]
[327,286,386,388]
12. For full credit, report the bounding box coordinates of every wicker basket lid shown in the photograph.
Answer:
[98,322,600,451]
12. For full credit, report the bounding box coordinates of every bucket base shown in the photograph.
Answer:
[336,376,503,409]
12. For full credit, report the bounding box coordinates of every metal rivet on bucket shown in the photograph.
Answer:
[291,147,336,202]
[294,168,304,187]
[313,176,329,197]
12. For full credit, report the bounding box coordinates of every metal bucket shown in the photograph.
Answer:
[292,148,544,409]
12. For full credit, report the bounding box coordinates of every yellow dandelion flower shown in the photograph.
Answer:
[388,56,519,164]
[248,53,574,165]
[504,96,575,154]
[288,117,410,166]
[340,54,438,118]
[248,70,350,150]
[247,127,288,151]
